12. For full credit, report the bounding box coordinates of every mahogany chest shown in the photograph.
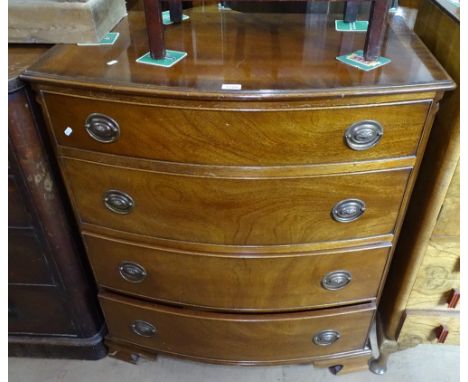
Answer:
[22,6,454,373]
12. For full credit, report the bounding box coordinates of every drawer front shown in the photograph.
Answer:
[85,233,390,311]
[100,291,375,363]
[407,277,460,310]
[398,310,460,346]
[63,158,410,245]
[44,93,429,165]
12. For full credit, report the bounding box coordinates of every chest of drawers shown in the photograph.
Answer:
[23,6,453,374]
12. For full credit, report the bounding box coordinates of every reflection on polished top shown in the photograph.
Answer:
[23,6,453,99]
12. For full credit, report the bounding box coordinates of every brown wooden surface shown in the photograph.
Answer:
[22,6,454,367]
[406,278,459,310]
[8,175,33,227]
[9,286,77,335]
[23,8,453,100]
[62,157,410,245]
[8,45,51,83]
[379,0,459,340]
[43,91,429,166]
[8,45,106,359]
[398,309,459,346]
[8,230,52,285]
[100,290,375,364]
[85,233,390,311]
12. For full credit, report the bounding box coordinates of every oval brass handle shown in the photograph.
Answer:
[344,120,383,151]
[131,320,157,337]
[321,271,352,290]
[313,330,341,346]
[103,190,134,214]
[331,199,366,223]
[85,113,120,143]
[119,261,147,283]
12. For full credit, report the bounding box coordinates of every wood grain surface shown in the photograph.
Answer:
[100,291,376,363]
[43,91,429,166]
[62,157,410,245]
[85,233,390,311]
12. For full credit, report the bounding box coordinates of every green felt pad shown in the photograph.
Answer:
[336,50,391,72]
[136,50,187,68]
[335,20,368,32]
[78,32,119,46]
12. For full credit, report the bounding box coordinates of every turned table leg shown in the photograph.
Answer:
[143,0,166,59]
[364,0,391,61]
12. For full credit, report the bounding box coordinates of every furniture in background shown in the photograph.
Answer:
[22,5,453,374]
[8,46,107,359]
[8,0,127,43]
[370,0,459,373]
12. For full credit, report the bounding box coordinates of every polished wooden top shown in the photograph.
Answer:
[23,7,453,99]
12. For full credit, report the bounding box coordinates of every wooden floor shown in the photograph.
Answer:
[9,344,459,382]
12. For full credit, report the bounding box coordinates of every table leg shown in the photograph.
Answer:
[169,0,183,23]
[143,0,166,59]
[364,0,391,61]
[344,0,360,23]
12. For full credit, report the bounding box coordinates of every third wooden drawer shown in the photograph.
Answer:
[85,233,390,311]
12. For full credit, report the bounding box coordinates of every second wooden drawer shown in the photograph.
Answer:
[85,233,390,311]
[63,158,410,245]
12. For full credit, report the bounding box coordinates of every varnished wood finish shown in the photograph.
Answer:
[398,310,460,346]
[405,278,459,310]
[23,9,453,99]
[62,158,410,245]
[23,7,454,368]
[8,45,106,359]
[380,0,459,341]
[82,223,396,254]
[8,175,33,227]
[42,91,429,166]
[85,233,390,311]
[100,290,376,364]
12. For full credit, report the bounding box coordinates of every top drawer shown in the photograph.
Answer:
[43,92,429,166]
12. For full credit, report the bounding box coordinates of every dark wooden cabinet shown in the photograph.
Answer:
[8,46,106,359]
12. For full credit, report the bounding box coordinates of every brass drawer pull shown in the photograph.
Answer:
[85,113,120,143]
[321,271,352,290]
[331,199,366,223]
[344,120,383,151]
[119,261,147,283]
[103,190,134,214]
[131,320,157,337]
[313,330,341,346]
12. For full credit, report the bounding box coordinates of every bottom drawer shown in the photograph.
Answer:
[99,291,375,364]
